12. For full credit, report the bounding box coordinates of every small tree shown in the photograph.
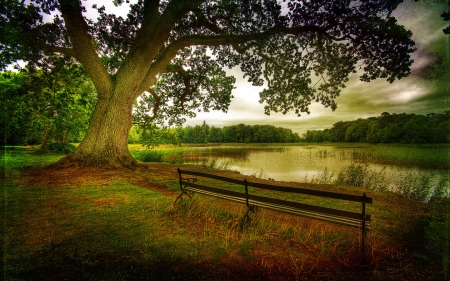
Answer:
[0,57,96,146]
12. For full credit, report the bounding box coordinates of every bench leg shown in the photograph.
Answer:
[174,192,185,205]
[174,190,194,205]
[239,205,258,231]
[361,226,367,260]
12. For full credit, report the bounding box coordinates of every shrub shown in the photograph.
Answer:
[131,150,165,162]
[47,142,76,154]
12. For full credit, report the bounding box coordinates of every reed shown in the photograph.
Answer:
[309,164,449,202]
[344,145,449,169]
[315,149,336,158]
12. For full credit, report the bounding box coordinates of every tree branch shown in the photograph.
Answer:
[135,24,333,98]
[150,24,325,73]
[116,0,205,96]
[129,0,161,52]
[59,0,111,95]
[191,9,264,54]
[41,44,76,57]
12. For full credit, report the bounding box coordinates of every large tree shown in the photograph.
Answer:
[1,0,415,167]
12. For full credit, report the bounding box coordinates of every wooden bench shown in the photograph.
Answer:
[175,168,372,255]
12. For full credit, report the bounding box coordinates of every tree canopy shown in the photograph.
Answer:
[1,0,417,167]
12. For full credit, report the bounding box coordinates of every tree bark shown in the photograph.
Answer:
[63,128,68,144]
[53,89,137,168]
[41,123,53,150]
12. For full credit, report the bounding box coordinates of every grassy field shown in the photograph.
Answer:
[2,146,449,280]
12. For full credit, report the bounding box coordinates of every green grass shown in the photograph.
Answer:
[1,146,65,174]
[2,146,450,280]
[2,182,213,280]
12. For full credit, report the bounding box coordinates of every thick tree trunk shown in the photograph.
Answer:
[53,89,138,168]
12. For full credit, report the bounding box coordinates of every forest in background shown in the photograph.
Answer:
[177,123,302,143]
[303,112,450,144]
[132,111,450,146]
[130,123,302,145]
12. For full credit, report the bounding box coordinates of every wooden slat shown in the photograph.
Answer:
[250,200,371,229]
[183,181,247,200]
[179,169,244,185]
[184,186,371,230]
[185,186,248,205]
[183,180,371,222]
[247,193,367,221]
[247,181,372,203]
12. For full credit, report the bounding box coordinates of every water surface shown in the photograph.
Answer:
[188,145,446,183]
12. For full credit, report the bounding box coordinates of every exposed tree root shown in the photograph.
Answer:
[47,154,147,170]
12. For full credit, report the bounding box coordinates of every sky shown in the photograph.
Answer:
[63,1,449,135]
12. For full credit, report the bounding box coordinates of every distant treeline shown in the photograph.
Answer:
[131,122,302,144]
[303,112,450,143]
[177,123,301,143]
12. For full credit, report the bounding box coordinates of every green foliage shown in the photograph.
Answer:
[304,112,450,144]
[208,159,232,170]
[47,142,76,154]
[348,145,450,169]
[130,149,185,164]
[130,146,283,166]
[176,123,301,144]
[394,172,435,202]
[127,126,140,144]
[1,146,65,174]
[131,150,166,163]
[0,59,97,146]
[138,123,181,148]
[131,121,301,146]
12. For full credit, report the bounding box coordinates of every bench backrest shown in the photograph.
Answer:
[178,168,372,224]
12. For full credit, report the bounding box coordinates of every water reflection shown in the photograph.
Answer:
[188,146,446,183]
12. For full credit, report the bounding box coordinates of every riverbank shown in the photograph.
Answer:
[2,146,449,280]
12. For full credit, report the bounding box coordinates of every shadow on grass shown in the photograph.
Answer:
[9,241,279,281]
